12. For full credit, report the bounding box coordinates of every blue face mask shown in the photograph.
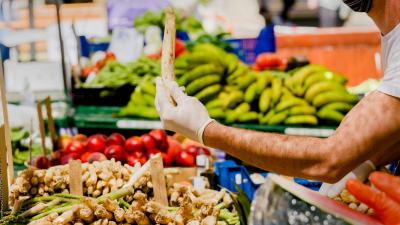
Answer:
[343,0,373,12]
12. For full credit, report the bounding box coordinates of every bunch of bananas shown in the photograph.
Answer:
[206,64,358,125]
[119,77,159,119]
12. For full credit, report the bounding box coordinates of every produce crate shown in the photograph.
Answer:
[214,160,267,200]
[71,84,135,106]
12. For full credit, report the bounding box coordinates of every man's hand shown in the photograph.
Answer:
[346,172,400,225]
[155,77,214,143]
[319,161,375,198]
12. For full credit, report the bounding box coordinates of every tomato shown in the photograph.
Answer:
[86,134,107,153]
[127,155,148,166]
[106,133,126,146]
[149,129,169,152]
[65,140,86,156]
[80,152,92,163]
[175,39,186,57]
[104,145,126,161]
[141,134,157,152]
[255,53,283,70]
[125,136,144,153]
[175,150,196,167]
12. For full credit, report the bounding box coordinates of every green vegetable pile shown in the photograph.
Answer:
[134,10,204,36]
[83,57,160,89]
[120,43,358,126]
[11,128,42,165]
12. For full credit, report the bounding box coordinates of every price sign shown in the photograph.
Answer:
[116,120,162,129]
[284,128,335,137]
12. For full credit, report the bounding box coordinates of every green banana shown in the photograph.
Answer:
[290,64,326,86]
[224,90,244,109]
[255,71,272,95]
[195,84,222,103]
[234,102,251,113]
[206,99,223,109]
[284,115,318,125]
[244,83,258,103]
[224,85,240,92]
[321,102,353,113]
[259,89,272,113]
[271,78,283,104]
[175,58,189,70]
[139,80,156,96]
[275,97,308,112]
[289,105,316,115]
[238,112,259,122]
[119,105,159,119]
[234,72,257,90]
[178,63,223,86]
[225,54,239,75]
[312,91,358,108]
[186,52,221,66]
[131,90,147,106]
[186,75,221,95]
[208,108,225,119]
[317,108,344,123]
[259,110,275,124]
[304,81,346,102]
[142,93,155,107]
[268,110,289,125]
[227,64,248,83]
[225,110,239,124]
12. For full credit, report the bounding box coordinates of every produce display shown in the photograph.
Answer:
[5,158,246,225]
[120,43,358,126]
[11,128,41,165]
[134,10,204,37]
[82,57,160,89]
[48,130,210,169]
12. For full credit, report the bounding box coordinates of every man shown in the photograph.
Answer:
[156,0,399,194]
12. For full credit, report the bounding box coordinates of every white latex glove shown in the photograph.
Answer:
[319,160,375,198]
[155,77,214,144]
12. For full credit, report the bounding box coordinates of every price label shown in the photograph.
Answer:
[284,128,334,137]
[116,120,162,129]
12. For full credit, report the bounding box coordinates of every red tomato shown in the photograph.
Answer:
[149,129,169,152]
[106,133,126,146]
[74,134,87,143]
[86,134,107,153]
[166,137,182,160]
[255,53,283,70]
[141,134,157,152]
[125,136,144,153]
[175,39,186,57]
[127,155,148,166]
[105,51,116,60]
[161,152,172,167]
[175,151,196,167]
[104,145,125,161]
[65,140,86,156]
[80,152,92,163]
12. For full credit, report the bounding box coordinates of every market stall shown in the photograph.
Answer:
[1,1,398,225]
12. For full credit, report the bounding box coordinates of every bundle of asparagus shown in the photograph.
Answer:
[4,159,241,225]
[9,159,142,206]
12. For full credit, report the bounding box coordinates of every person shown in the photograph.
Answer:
[155,0,399,198]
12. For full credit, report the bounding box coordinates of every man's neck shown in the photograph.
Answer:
[368,0,400,35]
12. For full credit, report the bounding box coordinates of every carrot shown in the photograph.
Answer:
[346,179,400,225]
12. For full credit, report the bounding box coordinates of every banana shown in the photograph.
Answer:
[271,78,283,104]
[255,71,272,95]
[224,103,250,123]
[259,109,275,124]
[142,93,155,107]
[178,64,223,86]
[244,83,258,103]
[194,84,222,103]
[234,102,251,113]
[225,54,239,75]
[131,90,147,106]
[312,91,359,108]
[139,80,156,96]
[291,64,326,86]
[259,89,272,113]
[225,110,239,124]
[304,81,346,102]
[208,108,225,119]
[268,110,289,125]
[186,75,221,95]
[233,72,257,90]
[205,99,223,109]
[317,108,344,123]
[224,85,240,92]
[238,112,259,122]
[224,90,244,109]
[289,105,316,116]
[320,102,353,113]
[119,105,159,119]
[284,115,318,125]
[275,97,308,112]
[227,64,248,83]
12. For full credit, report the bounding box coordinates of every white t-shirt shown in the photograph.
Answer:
[378,23,400,98]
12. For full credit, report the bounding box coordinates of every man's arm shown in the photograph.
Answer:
[204,91,400,183]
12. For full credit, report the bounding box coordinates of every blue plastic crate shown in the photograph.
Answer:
[214,160,267,200]
[79,36,110,57]
[226,24,276,64]
[293,178,322,191]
